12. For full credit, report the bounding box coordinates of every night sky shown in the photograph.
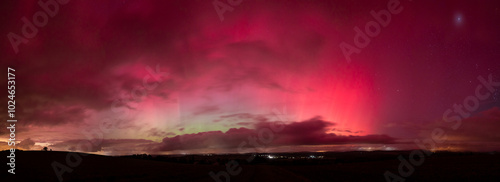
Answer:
[1,0,500,155]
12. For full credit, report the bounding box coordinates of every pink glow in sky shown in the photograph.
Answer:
[1,0,500,154]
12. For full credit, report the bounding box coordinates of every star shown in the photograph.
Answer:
[455,13,463,26]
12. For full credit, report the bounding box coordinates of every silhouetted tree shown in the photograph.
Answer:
[43,147,48,151]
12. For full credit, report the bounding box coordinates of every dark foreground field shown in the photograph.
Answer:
[1,150,500,182]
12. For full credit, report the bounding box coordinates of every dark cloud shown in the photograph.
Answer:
[23,105,88,126]
[18,138,35,149]
[217,113,267,123]
[153,117,395,151]
[236,122,252,126]
[49,139,155,152]
[192,105,220,116]
[146,128,168,138]
[442,107,500,142]
[331,128,363,134]
[220,113,257,119]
